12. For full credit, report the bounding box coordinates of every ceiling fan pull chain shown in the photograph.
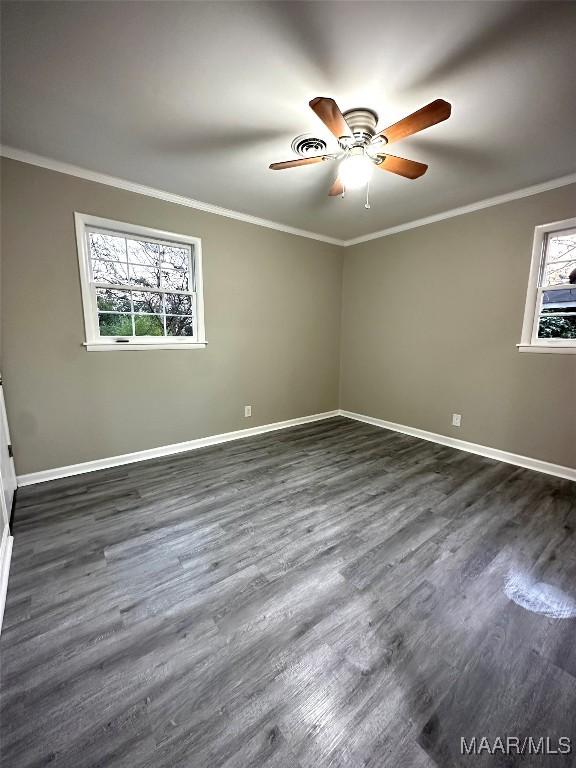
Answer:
[365,181,371,210]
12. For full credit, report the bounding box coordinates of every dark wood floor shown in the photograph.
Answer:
[1,417,576,767]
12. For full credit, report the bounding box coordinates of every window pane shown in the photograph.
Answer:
[89,232,126,262]
[92,259,129,284]
[129,263,161,289]
[161,268,189,291]
[98,313,133,336]
[538,315,576,339]
[127,239,159,267]
[166,315,194,336]
[132,291,163,314]
[545,232,576,263]
[543,260,576,287]
[164,293,192,315]
[85,219,200,344]
[160,245,190,271]
[96,288,131,312]
[541,287,576,314]
[134,314,164,336]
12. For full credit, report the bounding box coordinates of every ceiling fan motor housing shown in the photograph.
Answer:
[342,108,379,146]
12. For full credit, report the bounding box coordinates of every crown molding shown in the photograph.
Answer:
[344,171,576,246]
[2,145,575,248]
[0,146,345,246]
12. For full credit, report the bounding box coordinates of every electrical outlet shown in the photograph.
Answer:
[244,405,252,418]
[452,413,462,427]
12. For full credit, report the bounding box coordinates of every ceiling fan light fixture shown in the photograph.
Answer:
[339,151,373,190]
[271,96,452,204]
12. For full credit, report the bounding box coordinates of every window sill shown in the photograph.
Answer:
[517,343,576,354]
[84,341,208,352]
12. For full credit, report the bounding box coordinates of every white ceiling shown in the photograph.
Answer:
[2,1,576,241]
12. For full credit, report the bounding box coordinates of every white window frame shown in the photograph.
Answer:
[518,216,576,354]
[74,213,207,351]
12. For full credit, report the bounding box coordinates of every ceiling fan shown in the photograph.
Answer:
[269,97,451,206]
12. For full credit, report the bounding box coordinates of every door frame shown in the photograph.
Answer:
[0,374,17,529]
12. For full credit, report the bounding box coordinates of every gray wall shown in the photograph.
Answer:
[0,159,343,474]
[2,158,575,476]
[340,184,576,469]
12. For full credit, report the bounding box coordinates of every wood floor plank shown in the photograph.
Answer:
[1,416,576,767]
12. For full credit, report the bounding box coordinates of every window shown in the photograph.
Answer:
[75,214,206,350]
[519,217,576,354]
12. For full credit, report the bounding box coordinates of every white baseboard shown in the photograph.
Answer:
[0,527,14,635]
[340,410,576,483]
[16,410,340,486]
[15,407,575,487]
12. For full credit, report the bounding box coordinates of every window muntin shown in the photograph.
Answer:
[520,219,576,351]
[75,214,206,349]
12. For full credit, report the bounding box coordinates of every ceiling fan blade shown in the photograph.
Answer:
[309,97,353,141]
[377,154,428,179]
[328,178,344,196]
[269,155,328,170]
[377,99,451,144]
